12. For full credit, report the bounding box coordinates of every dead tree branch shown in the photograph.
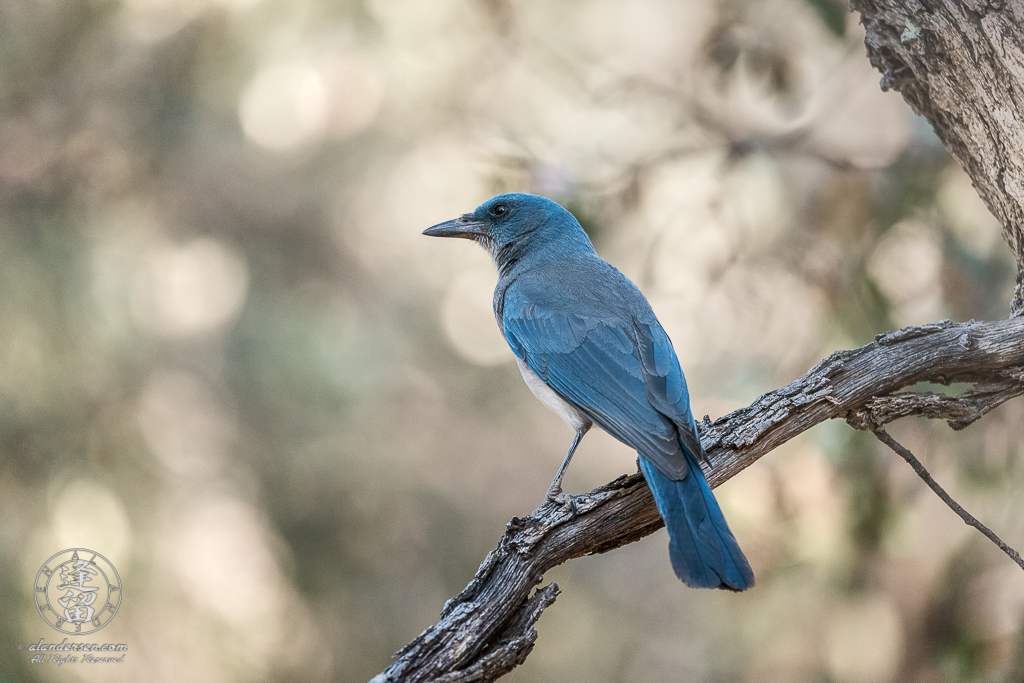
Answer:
[373,317,1024,683]
[845,412,1024,571]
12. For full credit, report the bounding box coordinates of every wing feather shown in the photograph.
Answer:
[634,321,707,466]
[504,294,689,480]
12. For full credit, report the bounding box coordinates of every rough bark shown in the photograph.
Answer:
[372,1,1024,680]
[373,318,1024,683]
[850,0,1024,314]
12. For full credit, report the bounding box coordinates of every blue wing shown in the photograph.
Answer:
[633,320,707,466]
[502,277,695,480]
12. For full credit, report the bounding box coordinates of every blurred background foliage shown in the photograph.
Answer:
[0,0,1021,681]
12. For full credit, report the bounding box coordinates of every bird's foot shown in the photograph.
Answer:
[545,489,578,521]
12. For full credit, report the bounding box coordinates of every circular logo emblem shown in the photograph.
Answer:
[34,549,122,635]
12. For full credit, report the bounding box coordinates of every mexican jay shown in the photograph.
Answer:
[424,193,753,591]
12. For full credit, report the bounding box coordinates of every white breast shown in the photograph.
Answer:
[515,358,591,432]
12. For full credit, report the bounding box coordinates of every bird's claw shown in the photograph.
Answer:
[546,490,578,521]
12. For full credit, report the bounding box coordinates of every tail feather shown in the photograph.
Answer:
[639,454,754,591]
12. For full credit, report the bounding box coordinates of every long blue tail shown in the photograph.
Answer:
[638,454,754,591]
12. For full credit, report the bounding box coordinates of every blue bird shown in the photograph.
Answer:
[424,192,753,591]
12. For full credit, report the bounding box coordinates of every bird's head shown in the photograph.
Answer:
[423,193,594,276]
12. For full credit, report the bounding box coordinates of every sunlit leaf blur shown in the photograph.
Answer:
[1,0,1021,682]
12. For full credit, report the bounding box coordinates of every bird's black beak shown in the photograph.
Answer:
[422,214,487,239]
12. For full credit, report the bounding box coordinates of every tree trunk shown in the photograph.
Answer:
[852,0,1024,314]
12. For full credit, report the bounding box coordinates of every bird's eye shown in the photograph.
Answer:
[491,204,507,217]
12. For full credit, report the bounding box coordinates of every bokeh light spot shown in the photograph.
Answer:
[169,496,286,624]
[137,370,237,476]
[322,55,384,139]
[51,481,132,563]
[240,63,329,152]
[132,237,249,337]
[825,596,904,683]
[441,267,508,366]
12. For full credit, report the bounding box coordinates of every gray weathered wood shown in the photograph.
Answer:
[372,318,1024,683]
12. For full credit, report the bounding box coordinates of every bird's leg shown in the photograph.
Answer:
[546,424,590,504]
